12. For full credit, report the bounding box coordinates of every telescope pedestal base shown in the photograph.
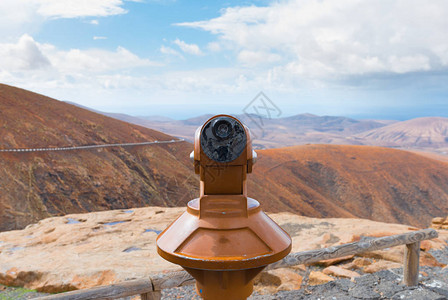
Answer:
[184,267,265,300]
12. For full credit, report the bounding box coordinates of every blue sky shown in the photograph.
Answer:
[0,0,447,120]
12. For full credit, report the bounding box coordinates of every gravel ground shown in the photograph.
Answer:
[161,267,448,300]
[0,285,48,299]
[248,267,448,300]
[3,266,448,299]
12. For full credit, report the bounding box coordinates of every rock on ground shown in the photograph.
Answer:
[0,207,447,294]
[250,267,448,300]
[3,267,448,299]
[159,267,448,299]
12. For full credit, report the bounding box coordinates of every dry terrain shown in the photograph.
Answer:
[117,113,448,156]
[0,84,197,231]
[250,145,448,228]
[357,117,448,148]
[105,113,389,149]
[1,84,448,232]
[0,206,446,293]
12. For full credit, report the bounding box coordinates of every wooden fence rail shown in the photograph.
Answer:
[36,228,438,300]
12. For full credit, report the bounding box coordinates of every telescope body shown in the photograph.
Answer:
[157,115,292,299]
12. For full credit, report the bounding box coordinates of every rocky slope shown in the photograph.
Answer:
[125,113,448,155]
[107,113,388,148]
[0,84,197,231]
[0,207,446,294]
[2,84,448,231]
[357,117,448,148]
[250,145,448,228]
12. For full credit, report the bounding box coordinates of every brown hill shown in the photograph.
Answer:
[113,113,448,155]
[0,84,197,231]
[1,84,447,231]
[357,117,448,148]
[103,113,387,148]
[249,145,448,228]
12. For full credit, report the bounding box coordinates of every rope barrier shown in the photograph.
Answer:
[0,139,184,153]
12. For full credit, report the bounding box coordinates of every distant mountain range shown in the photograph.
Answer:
[88,110,448,154]
[0,84,447,231]
[357,117,448,148]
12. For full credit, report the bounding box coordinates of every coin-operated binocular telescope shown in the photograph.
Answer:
[157,115,291,300]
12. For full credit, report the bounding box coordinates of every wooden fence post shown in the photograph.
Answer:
[403,241,420,286]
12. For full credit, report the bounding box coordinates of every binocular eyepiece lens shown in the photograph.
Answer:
[200,116,247,163]
[214,120,232,139]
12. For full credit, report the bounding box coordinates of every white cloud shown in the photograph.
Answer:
[0,34,51,70]
[0,1,42,39]
[2,0,448,116]
[47,46,159,73]
[0,1,146,58]
[0,34,159,81]
[93,36,107,40]
[178,0,448,79]
[173,39,203,56]
[237,50,282,67]
[207,42,221,52]
[35,0,128,18]
[388,55,431,74]
[160,45,183,58]
[0,0,132,39]
[0,34,165,109]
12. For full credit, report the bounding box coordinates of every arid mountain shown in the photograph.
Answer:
[0,84,197,231]
[408,150,448,163]
[242,114,386,149]
[2,84,447,231]
[356,117,448,149]
[80,106,448,153]
[99,114,209,142]
[77,104,448,155]
[126,114,448,156]
[105,113,388,148]
[249,145,448,228]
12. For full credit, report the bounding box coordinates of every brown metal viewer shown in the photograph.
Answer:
[156,115,292,299]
